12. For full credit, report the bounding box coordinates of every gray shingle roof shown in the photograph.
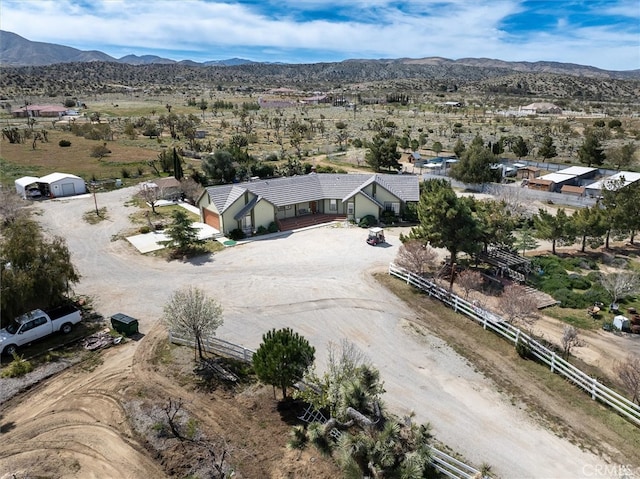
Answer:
[204,173,419,214]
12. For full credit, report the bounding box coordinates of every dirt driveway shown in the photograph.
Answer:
[1,187,623,478]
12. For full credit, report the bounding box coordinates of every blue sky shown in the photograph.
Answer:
[2,0,639,70]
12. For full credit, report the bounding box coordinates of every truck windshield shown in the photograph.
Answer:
[5,320,21,335]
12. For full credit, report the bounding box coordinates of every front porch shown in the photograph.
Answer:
[277,213,347,232]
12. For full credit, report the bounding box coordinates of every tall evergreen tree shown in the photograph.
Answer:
[571,206,607,252]
[449,137,498,184]
[408,179,481,287]
[533,208,575,254]
[538,135,558,161]
[578,132,606,167]
[601,179,640,246]
[172,147,184,180]
[365,134,401,172]
[161,209,203,256]
[453,138,466,158]
[253,328,315,399]
[512,136,529,160]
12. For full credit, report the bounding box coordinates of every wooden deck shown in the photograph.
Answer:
[277,213,347,232]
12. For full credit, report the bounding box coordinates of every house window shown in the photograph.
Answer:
[329,199,337,212]
[277,206,285,212]
[347,202,354,215]
[384,202,400,214]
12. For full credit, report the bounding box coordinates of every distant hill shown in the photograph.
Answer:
[117,54,175,65]
[0,31,254,67]
[203,58,257,66]
[0,30,638,102]
[0,31,115,66]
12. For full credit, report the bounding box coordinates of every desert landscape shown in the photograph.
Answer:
[1,16,640,479]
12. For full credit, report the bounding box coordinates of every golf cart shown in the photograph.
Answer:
[366,227,386,246]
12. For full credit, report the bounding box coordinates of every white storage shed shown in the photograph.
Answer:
[38,172,86,198]
[14,176,40,198]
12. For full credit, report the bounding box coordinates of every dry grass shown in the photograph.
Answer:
[1,128,160,183]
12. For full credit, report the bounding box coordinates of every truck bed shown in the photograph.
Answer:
[47,303,80,321]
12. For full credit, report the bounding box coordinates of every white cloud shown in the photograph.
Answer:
[1,0,637,70]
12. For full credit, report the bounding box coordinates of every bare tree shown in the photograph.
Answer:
[394,240,439,275]
[456,269,483,299]
[163,286,224,360]
[163,398,186,440]
[599,271,640,305]
[138,182,167,215]
[0,188,27,225]
[561,325,583,359]
[180,177,203,204]
[498,284,539,327]
[614,354,640,404]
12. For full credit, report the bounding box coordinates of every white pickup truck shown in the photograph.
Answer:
[0,304,82,356]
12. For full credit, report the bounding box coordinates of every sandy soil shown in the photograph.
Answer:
[1,186,637,478]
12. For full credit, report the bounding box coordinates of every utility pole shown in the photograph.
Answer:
[91,181,99,216]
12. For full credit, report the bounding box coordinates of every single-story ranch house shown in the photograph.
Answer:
[197,173,420,235]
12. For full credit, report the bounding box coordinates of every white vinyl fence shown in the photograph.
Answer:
[169,331,482,478]
[388,263,640,427]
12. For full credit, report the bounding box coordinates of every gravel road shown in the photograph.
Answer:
[29,187,614,478]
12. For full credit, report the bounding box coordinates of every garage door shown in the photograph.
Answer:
[61,183,76,196]
[203,209,220,230]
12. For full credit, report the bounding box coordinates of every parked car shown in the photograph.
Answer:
[0,304,82,356]
[26,187,42,199]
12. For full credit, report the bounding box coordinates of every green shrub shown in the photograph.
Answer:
[586,271,602,282]
[582,287,608,305]
[121,168,131,178]
[1,353,34,378]
[267,222,278,233]
[287,425,308,450]
[554,288,588,309]
[307,422,332,456]
[358,215,376,228]
[569,275,591,290]
[185,418,198,440]
[256,225,268,235]
[139,226,151,234]
[58,139,71,147]
[380,210,397,224]
[228,228,246,241]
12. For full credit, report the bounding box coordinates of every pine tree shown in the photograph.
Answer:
[161,209,203,256]
[512,136,529,159]
[578,132,606,166]
[538,135,557,161]
[253,328,315,399]
[408,179,481,287]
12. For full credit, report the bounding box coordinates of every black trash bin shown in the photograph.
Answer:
[111,313,139,336]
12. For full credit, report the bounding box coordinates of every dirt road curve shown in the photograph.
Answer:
[0,188,621,478]
[0,341,165,479]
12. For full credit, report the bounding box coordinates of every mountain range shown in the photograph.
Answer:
[1,30,638,81]
[0,31,256,67]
